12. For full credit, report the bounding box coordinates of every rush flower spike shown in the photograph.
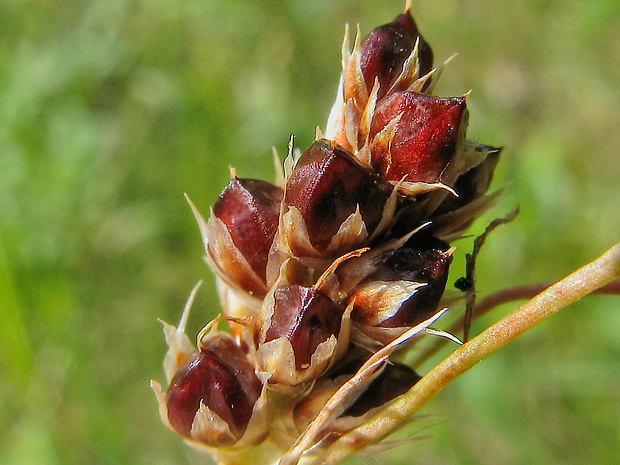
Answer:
[151,4,518,465]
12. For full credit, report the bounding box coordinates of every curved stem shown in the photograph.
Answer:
[315,242,620,465]
[412,277,620,367]
[474,278,620,315]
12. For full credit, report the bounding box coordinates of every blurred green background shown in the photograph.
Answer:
[1,0,618,464]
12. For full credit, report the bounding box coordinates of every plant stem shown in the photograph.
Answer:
[412,276,620,367]
[314,242,620,465]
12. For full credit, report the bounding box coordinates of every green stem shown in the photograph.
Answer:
[315,242,620,465]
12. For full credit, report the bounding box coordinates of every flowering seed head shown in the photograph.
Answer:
[154,4,509,463]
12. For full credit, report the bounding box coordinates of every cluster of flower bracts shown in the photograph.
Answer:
[152,5,501,464]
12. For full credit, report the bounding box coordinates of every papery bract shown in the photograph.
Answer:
[434,144,501,216]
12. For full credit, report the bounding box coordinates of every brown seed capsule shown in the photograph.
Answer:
[290,356,422,443]
[340,360,422,417]
[349,233,451,329]
[428,144,502,237]
[359,10,433,100]
[165,334,263,446]
[255,284,348,387]
[209,177,283,296]
[284,139,391,258]
[434,144,501,214]
[369,90,468,186]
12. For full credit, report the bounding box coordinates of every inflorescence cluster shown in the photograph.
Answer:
[152,5,503,464]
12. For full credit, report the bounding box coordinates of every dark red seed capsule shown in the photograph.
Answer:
[284,139,391,256]
[350,234,452,328]
[261,285,345,370]
[212,178,283,293]
[434,144,501,216]
[359,10,434,99]
[166,335,262,444]
[369,91,467,185]
[291,356,421,437]
[343,361,422,417]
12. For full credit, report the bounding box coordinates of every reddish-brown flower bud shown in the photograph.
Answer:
[165,334,264,446]
[315,233,453,345]
[255,284,349,387]
[208,178,283,295]
[265,286,344,369]
[284,139,392,258]
[369,91,468,186]
[340,361,422,417]
[359,11,433,100]
[434,144,501,215]
[289,356,421,443]
[350,233,451,329]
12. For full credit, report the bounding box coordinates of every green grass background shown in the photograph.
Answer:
[1,0,618,464]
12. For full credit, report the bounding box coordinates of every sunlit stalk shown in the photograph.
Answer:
[412,276,620,367]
